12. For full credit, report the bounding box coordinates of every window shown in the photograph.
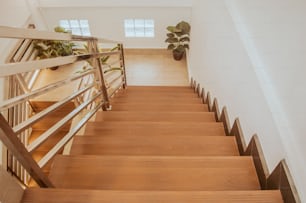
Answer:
[59,19,91,36]
[124,19,154,38]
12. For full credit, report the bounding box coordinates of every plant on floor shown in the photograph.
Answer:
[165,21,190,61]
[33,26,75,70]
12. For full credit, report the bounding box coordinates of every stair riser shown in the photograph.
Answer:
[22,189,284,203]
[111,104,208,112]
[84,122,226,137]
[70,136,239,156]
[95,112,216,122]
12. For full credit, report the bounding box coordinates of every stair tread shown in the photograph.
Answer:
[95,111,216,122]
[111,103,209,112]
[111,97,203,104]
[22,189,283,203]
[49,155,260,190]
[84,121,226,136]
[31,101,75,112]
[70,135,239,156]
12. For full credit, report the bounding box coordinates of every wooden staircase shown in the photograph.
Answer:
[29,101,75,176]
[21,86,283,202]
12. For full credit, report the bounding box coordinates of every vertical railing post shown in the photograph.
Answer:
[118,43,127,89]
[90,39,110,110]
[0,114,54,187]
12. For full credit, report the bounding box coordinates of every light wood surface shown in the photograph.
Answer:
[111,103,209,112]
[49,155,260,190]
[95,111,216,122]
[22,86,283,202]
[84,121,226,136]
[22,189,283,203]
[124,49,189,86]
[0,167,24,203]
[70,135,239,156]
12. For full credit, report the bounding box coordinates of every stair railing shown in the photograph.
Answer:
[4,24,40,184]
[0,26,127,187]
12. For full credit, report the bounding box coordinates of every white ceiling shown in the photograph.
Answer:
[38,0,193,7]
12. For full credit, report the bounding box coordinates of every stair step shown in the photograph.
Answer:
[31,101,75,112]
[111,103,209,112]
[117,87,197,93]
[32,116,72,130]
[84,121,226,136]
[95,111,216,122]
[49,155,260,190]
[70,135,239,156]
[29,131,67,151]
[111,97,203,104]
[114,92,199,98]
[126,86,193,92]
[22,189,283,203]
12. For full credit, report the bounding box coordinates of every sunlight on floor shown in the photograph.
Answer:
[125,49,189,86]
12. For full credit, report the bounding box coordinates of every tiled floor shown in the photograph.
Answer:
[33,49,189,101]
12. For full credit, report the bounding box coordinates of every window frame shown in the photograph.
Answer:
[59,19,91,36]
[124,19,155,38]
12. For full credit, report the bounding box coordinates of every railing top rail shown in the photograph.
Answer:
[0,50,120,77]
[98,38,122,44]
[0,26,121,44]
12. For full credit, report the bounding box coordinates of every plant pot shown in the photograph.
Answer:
[173,50,184,61]
[50,66,59,70]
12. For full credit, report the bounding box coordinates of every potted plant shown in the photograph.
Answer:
[33,26,75,70]
[165,21,190,60]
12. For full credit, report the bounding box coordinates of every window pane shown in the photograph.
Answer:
[79,20,89,27]
[145,19,154,28]
[81,27,91,36]
[70,20,79,28]
[134,19,144,28]
[59,20,69,29]
[124,19,154,38]
[135,28,144,37]
[124,19,134,28]
[145,27,154,37]
[125,27,135,37]
[71,28,82,35]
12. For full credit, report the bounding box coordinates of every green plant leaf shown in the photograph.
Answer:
[175,45,186,52]
[180,37,190,42]
[104,67,122,74]
[167,26,181,33]
[176,21,191,35]
[167,33,175,38]
[165,38,179,43]
[183,44,190,49]
[167,44,176,50]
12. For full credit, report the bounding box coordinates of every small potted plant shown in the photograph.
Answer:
[165,21,190,60]
[33,26,74,70]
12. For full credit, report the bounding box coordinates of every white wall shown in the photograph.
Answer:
[40,7,191,48]
[38,0,193,8]
[0,0,32,62]
[0,0,32,166]
[189,0,305,201]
